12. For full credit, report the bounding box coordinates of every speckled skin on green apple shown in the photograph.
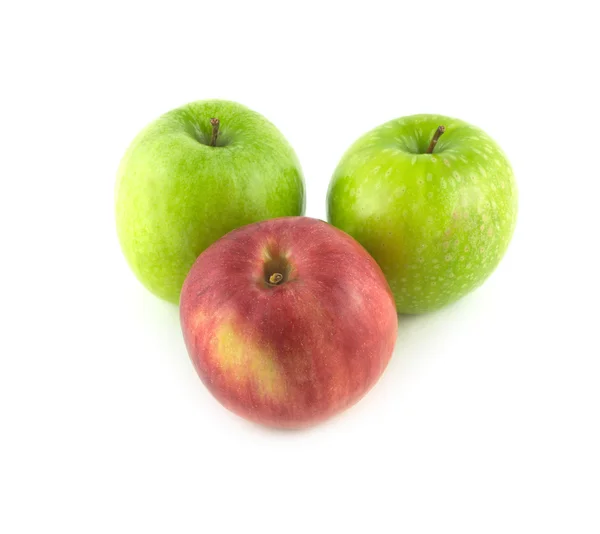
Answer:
[327,115,517,314]
[115,100,305,303]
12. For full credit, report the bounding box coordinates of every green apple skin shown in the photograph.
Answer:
[327,114,517,314]
[115,100,305,303]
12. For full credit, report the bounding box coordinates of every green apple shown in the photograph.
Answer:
[115,100,305,303]
[327,114,517,314]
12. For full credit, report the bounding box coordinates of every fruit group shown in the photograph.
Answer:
[180,217,398,428]
[115,100,305,303]
[327,114,518,314]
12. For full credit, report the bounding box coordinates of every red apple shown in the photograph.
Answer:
[180,217,398,428]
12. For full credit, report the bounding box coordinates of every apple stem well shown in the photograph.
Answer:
[209,118,220,147]
[426,125,446,154]
[263,255,290,286]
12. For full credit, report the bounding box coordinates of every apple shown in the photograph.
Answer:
[180,217,398,428]
[115,99,305,303]
[327,115,518,314]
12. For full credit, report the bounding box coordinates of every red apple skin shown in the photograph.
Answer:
[180,217,398,429]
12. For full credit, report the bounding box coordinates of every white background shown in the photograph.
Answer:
[1,1,599,532]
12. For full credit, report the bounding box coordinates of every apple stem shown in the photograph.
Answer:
[426,125,446,154]
[269,273,284,285]
[209,118,220,147]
